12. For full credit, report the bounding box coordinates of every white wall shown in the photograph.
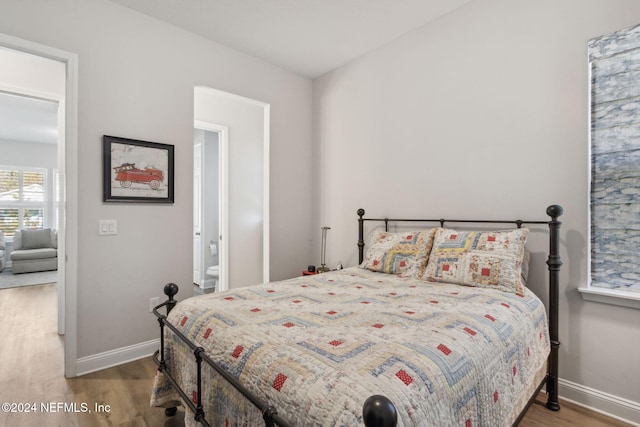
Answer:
[312,0,640,421]
[0,0,313,361]
[0,46,65,98]
[0,138,57,175]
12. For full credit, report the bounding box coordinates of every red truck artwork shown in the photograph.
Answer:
[113,163,164,190]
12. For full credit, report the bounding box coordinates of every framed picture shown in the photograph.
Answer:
[103,135,174,203]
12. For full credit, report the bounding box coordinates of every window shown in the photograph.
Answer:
[0,167,47,238]
[586,23,640,308]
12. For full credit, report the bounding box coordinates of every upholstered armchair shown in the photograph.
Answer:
[10,228,58,274]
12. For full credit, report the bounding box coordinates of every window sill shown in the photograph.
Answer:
[578,287,640,310]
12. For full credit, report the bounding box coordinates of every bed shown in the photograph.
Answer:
[151,206,562,426]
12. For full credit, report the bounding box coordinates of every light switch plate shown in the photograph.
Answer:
[99,219,117,235]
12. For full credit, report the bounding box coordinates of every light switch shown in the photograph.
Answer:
[99,219,117,236]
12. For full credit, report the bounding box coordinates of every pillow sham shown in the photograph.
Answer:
[361,228,436,278]
[422,227,529,295]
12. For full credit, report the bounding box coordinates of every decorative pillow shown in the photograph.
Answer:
[21,228,52,250]
[422,227,529,295]
[361,228,436,277]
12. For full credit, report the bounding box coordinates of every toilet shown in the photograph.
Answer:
[204,265,219,290]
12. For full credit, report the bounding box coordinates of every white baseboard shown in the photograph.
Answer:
[76,338,159,376]
[559,378,640,426]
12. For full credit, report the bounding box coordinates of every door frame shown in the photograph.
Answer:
[0,33,79,377]
[194,120,229,292]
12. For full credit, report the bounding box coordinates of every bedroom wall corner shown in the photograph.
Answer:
[311,0,640,423]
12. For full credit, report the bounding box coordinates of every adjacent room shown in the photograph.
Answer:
[0,0,639,426]
[0,92,60,284]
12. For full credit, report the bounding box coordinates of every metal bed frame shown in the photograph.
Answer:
[152,205,563,426]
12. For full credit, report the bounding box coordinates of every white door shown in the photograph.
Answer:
[193,143,202,285]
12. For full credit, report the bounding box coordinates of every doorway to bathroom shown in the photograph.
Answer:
[193,86,270,293]
[193,121,228,294]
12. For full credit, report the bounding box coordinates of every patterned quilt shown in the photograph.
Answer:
[151,267,549,427]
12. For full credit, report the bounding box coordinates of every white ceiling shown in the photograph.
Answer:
[0,92,58,145]
[109,0,474,79]
[0,0,473,145]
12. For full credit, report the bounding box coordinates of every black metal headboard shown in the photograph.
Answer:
[356,205,563,413]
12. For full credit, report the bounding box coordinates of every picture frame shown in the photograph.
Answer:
[102,135,175,203]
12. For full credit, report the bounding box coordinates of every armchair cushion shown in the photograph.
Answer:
[11,248,57,261]
[17,228,53,250]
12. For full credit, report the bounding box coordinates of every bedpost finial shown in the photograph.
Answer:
[363,395,397,427]
[546,205,563,219]
[357,208,365,217]
[164,283,179,299]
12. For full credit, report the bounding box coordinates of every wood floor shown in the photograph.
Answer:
[0,284,632,427]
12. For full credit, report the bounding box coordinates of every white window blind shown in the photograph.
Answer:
[0,167,47,238]
[589,23,640,292]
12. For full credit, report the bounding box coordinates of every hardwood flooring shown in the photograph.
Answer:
[0,284,632,427]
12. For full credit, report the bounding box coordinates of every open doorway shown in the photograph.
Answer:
[0,92,60,287]
[193,86,270,290]
[0,49,65,330]
[193,121,229,294]
[0,35,79,378]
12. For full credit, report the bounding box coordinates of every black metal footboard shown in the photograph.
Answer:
[152,283,398,427]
